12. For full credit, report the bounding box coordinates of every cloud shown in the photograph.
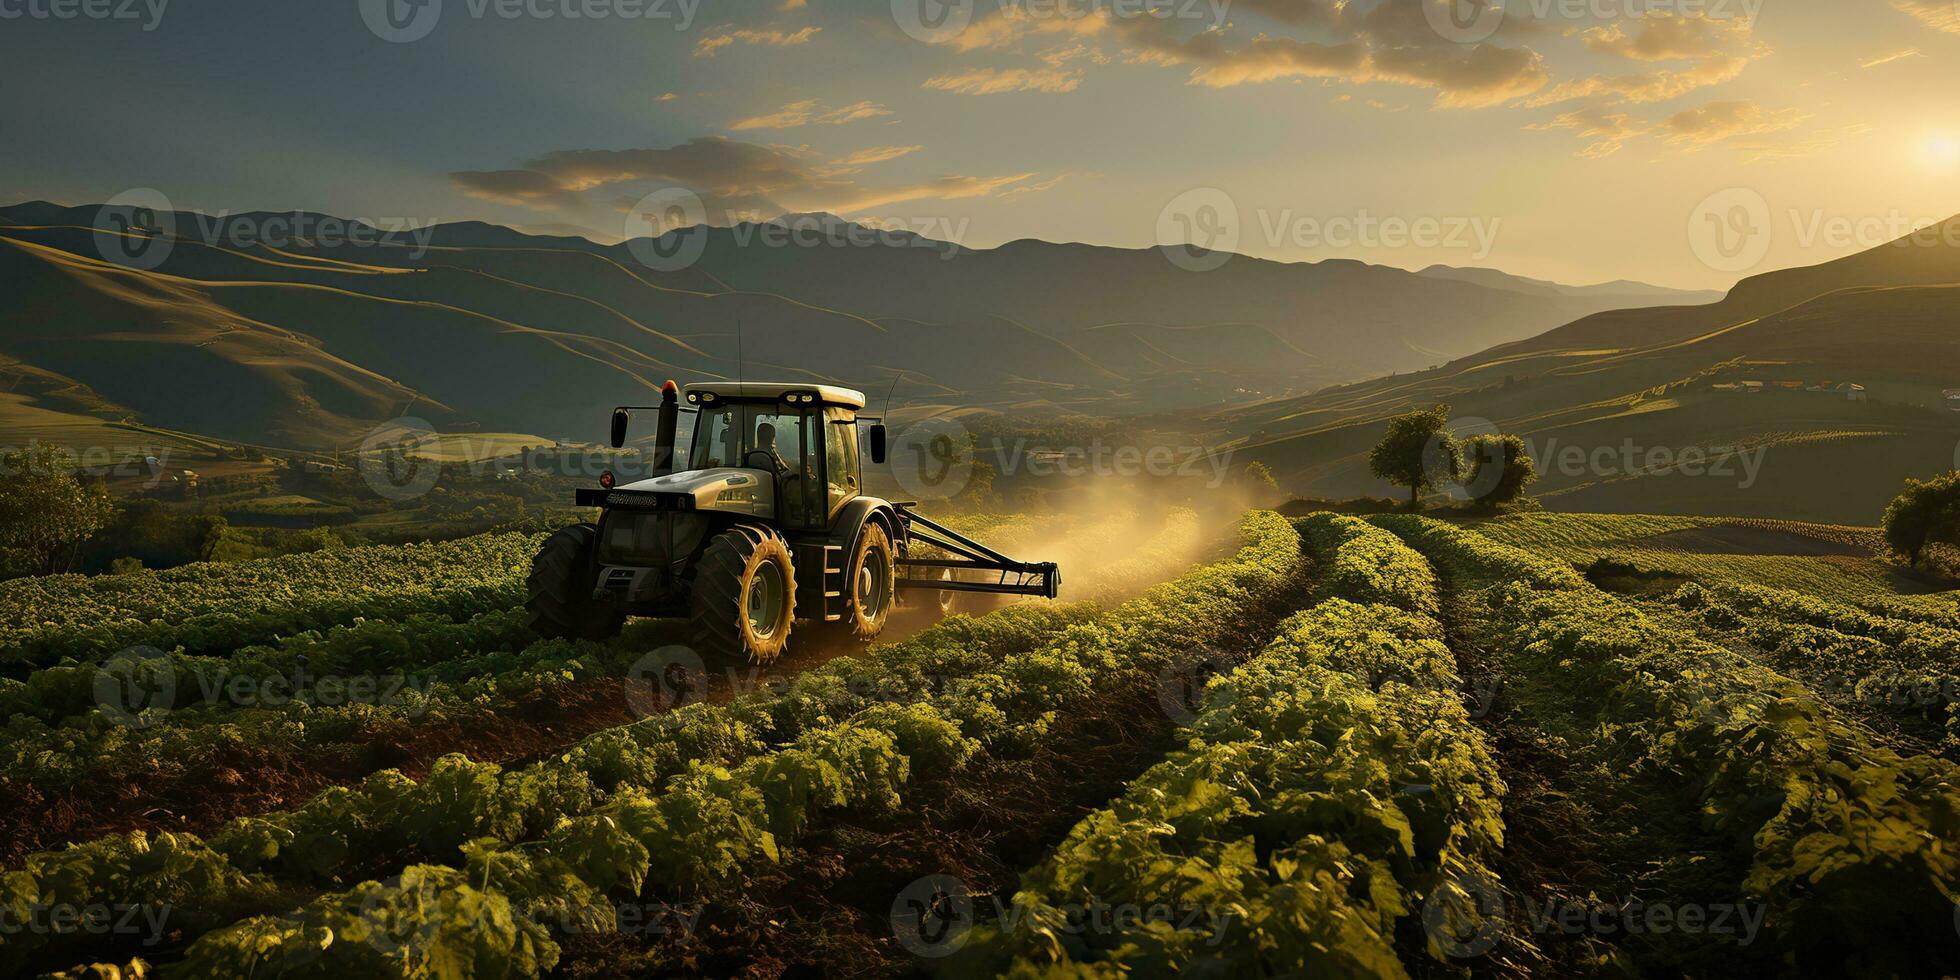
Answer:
[922,67,1084,94]
[996,172,1076,198]
[1529,106,1653,158]
[1530,12,1764,108]
[1581,12,1752,61]
[1661,100,1807,147]
[1091,2,1548,107]
[1891,0,1960,33]
[932,7,1118,55]
[450,136,1038,223]
[1860,47,1922,68]
[824,173,1037,212]
[694,26,820,58]
[1531,99,1813,159]
[834,145,925,167]
[1526,52,1752,107]
[1731,124,1874,162]
[727,99,893,130]
[448,169,586,209]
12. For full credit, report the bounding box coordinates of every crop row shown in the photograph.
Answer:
[0,532,543,671]
[2,513,1299,973]
[1376,516,1960,974]
[0,607,536,732]
[165,512,1305,975]
[954,514,1503,977]
[1298,512,1442,617]
[1667,583,1960,752]
[0,597,1094,972]
[2,508,1073,744]
[0,511,1203,846]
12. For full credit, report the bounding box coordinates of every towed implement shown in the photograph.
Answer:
[527,379,1060,663]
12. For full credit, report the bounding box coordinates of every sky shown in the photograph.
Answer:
[2,0,1958,289]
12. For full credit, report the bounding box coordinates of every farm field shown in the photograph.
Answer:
[3,508,1957,977]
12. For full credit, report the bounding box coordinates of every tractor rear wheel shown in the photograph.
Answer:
[827,522,896,642]
[526,523,623,641]
[689,525,796,664]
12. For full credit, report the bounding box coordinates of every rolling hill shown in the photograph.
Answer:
[1221,217,1960,524]
[0,201,1713,456]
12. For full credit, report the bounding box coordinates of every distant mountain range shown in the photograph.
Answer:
[1417,264,1727,304]
[0,201,1718,454]
[1221,217,1960,524]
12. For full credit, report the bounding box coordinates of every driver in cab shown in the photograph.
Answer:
[753,422,792,477]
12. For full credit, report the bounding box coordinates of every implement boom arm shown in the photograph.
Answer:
[893,504,1060,600]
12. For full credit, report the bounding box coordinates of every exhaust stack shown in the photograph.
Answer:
[652,379,680,475]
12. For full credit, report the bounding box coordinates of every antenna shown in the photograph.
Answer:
[883,369,903,419]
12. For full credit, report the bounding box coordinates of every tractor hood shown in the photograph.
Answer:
[617,467,774,518]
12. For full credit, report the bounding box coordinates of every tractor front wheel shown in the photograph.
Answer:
[690,525,797,664]
[525,523,623,641]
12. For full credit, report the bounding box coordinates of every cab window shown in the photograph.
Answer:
[825,407,858,514]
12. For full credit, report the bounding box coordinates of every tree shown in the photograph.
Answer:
[1461,433,1537,510]
[1236,460,1284,507]
[1883,473,1960,567]
[1369,405,1460,509]
[0,444,118,576]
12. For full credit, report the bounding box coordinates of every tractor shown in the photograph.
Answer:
[525,380,1060,663]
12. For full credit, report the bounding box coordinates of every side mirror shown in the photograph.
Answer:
[868,423,887,464]
[610,408,629,449]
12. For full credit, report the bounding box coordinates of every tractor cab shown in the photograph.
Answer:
[670,382,874,531]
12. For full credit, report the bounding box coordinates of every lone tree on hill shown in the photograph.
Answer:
[1462,433,1537,510]
[1883,473,1960,567]
[1370,405,1460,510]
